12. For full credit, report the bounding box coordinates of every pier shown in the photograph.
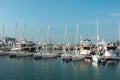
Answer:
[85,56,120,61]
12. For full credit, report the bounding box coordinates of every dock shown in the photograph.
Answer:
[85,56,120,61]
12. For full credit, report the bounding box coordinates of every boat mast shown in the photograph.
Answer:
[97,17,99,47]
[47,24,50,43]
[63,25,68,53]
[46,24,50,52]
[96,17,99,55]
[2,24,5,48]
[117,22,120,45]
[64,25,67,44]
[23,23,26,39]
[2,24,4,39]
[74,23,79,54]
[15,23,17,40]
[36,24,40,52]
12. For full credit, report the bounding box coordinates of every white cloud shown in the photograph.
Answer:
[110,13,120,17]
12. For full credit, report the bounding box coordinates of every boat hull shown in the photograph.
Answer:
[42,53,57,59]
[16,53,33,57]
[72,54,85,61]
[92,55,101,63]
[0,51,9,56]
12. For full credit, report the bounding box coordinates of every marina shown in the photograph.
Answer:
[0,0,120,80]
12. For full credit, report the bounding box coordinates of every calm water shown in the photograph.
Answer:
[0,56,120,80]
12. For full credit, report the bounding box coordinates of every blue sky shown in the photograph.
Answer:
[0,0,120,43]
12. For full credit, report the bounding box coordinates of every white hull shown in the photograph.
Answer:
[33,52,42,57]
[42,53,57,59]
[16,52,33,57]
[104,51,118,57]
[0,51,9,55]
[80,50,90,55]
[92,55,101,63]
[72,54,85,61]
[61,54,72,60]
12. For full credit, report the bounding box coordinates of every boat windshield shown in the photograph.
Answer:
[107,47,116,51]
[83,47,90,50]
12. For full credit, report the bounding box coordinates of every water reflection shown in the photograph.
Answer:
[105,61,119,70]
[92,62,101,80]
[71,60,92,72]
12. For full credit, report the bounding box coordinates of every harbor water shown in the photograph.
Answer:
[0,55,120,80]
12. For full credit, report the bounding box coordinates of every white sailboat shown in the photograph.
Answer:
[61,26,72,61]
[72,24,85,61]
[92,17,102,63]
[33,24,42,60]
[41,25,57,59]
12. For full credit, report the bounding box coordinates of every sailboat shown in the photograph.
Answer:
[33,24,42,60]
[41,25,57,59]
[72,24,86,61]
[61,26,73,62]
[92,17,102,63]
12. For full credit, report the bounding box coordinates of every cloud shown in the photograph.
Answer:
[110,13,120,17]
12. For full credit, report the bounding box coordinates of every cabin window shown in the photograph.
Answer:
[83,47,90,50]
[107,47,116,51]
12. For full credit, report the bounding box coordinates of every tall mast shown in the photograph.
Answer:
[15,23,17,39]
[117,22,120,45]
[23,23,26,39]
[75,24,79,43]
[36,24,40,52]
[74,23,79,54]
[37,24,40,43]
[47,24,50,43]
[46,24,50,52]
[64,25,67,44]
[97,17,99,46]
[2,24,4,39]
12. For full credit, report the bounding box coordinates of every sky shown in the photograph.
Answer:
[0,0,120,43]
